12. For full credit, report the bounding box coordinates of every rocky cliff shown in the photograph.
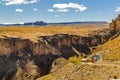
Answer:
[0,34,106,80]
[0,34,105,56]
[109,14,120,36]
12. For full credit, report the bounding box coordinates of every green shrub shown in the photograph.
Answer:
[69,55,82,65]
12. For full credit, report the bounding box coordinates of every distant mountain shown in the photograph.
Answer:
[0,21,108,26]
[23,21,47,26]
[0,21,47,26]
[49,21,108,25]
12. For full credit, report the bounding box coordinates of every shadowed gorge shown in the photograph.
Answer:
[0,33,108,80]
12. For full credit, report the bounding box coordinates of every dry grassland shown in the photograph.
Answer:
[0,24,108,42]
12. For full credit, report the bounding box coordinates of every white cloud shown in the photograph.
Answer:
[53,2,87,12]
[47,9,54,12]
[15,9,23,13]
[3,22,24,24]
[115,7,120,12]
[33,8,38,11]
[18,22,24,24]
[3,22,15,25]
[2,0,39,5]
[57,9,69,12]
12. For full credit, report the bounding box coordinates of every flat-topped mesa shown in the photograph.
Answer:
[109,14,120,35]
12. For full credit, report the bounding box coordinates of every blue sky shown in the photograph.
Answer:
[0,0,120,23]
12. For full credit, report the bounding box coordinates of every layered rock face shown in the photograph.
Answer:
[0,34,105,80]
[109,14,120,36]
[0,34,104,56]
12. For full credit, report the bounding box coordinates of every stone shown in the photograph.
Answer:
[109,14,120,36]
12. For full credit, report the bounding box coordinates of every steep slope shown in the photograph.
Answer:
[37,62,120,80]
[91,14,120,61]
[93,35,120,60]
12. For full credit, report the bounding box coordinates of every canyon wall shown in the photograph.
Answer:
[0,34,106,56]
[0,34,106,80]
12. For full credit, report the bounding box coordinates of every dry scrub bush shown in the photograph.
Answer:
[69,56,82,64]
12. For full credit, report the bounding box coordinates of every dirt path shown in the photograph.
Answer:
[87,62,120,67]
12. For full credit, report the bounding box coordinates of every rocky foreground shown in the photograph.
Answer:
[38,62,120,80]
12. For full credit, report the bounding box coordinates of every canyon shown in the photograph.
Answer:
[0,13,114,80]
[37,14,120,80]
[0,32,109,80]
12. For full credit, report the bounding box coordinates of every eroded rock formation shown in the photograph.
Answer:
[0,34,106,80]
[109,14,120,36]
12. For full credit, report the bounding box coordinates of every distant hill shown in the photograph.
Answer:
[0,21,47,26]
[0,21,108,26]
[23,21,47,26]
[49,21,108,25]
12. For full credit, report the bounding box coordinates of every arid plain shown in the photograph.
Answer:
[0,24,108,42]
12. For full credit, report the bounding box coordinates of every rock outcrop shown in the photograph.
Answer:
[109,14,120,36]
